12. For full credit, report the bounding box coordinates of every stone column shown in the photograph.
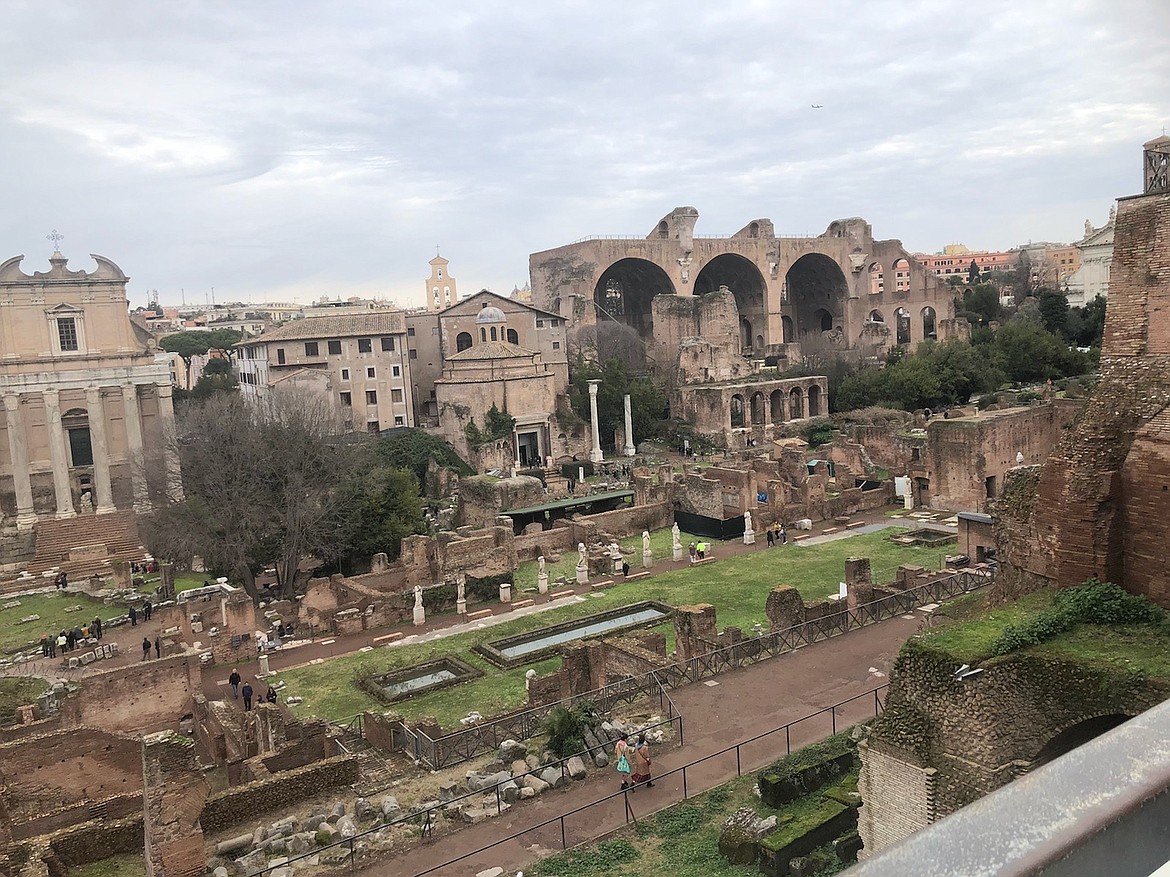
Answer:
[85,387,116,514]
[42,389,75,519]
[156,383,184,500]
[622,394,636,457]
[588,379,603,464]
[3,395,38,529]
[121,384,150,512]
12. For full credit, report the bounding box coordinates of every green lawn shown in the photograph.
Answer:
[0,591,112,654]
[0,677,50,722]
[280,529,938,727]
[69,855,144,877]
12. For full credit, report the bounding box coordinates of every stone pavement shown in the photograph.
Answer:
[362,612,921,877]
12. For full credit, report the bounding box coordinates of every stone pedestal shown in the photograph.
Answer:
[744,529,756,546]
[413,606,426,627]
[537,573,549,595]
[673,545,684,562]
[499,582,512,604]
[903,492,914,510]
[457,598,467,615]
[613,556,623,576]
[258,654,270,676]
[642,549,653,569]
[576,565,589,585]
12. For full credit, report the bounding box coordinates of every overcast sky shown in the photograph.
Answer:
[2,1,1167,309]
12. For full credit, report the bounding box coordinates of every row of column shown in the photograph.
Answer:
[586,381,637,463]
[2,383,176,529]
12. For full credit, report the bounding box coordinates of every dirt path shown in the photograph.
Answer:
[361,612,921,877]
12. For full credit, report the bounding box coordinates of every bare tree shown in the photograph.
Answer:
[140,389,366,601]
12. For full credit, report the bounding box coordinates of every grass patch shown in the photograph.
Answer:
[0,591,111,654]
[281,529,936,726]
[68,855,144,877]
[0,677,50,723]
[918,590,1053,661]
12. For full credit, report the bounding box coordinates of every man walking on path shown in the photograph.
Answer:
[143,601,152,622]
[128,606,137,627]
[241,681,254,712]
[141,637,151,661]
[228,669,241,699]
[154,636,161,659]
[92,617,102,640]
[779,523,787,544]
[766,526,775,547]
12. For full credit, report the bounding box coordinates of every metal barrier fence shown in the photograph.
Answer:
[254,710,685,877]
[411,685,889,877]
[403,564,993,769]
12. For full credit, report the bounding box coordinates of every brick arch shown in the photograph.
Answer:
[1029,712,1133,769]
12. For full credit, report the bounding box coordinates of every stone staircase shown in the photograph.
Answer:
[26,511,148,579]
[339,736,414,796]
[544,466,569,496]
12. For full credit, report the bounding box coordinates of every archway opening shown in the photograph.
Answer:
[740,318,753,351]
[782,315,794,344]
[808,385,823,417]
[868,310,884,323]
[921,307,937,340]
[594,258,676,340]
[695,254,769,350]
[730,394,745,428]
[895,308,911,345]
[1031,715,1131,769]
[506,328,519,345]
[490,326,498,341]
[750,392,765,425]
[770,389,786,423]
[456,332,472,352]
[789,387,804,420]
[786,254,848,347]
[893,257,911,292]
[868,262,884,294]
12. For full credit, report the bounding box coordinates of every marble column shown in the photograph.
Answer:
[121,384,150,512]
[3,395,38,529]
[588,379,603,464]
[156,383,184,500]
[622,394,636,457]
[42,389,76,519]
[85,387,116,514]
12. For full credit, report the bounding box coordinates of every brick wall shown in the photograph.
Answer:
[199,755,358,834]
[856,740,935,858]
[40,815,143,876]
[10,793,140,841]
[61,651,199,734]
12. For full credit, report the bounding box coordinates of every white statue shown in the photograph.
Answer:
[79,491,94,514]
[672,523,682,552]
[538,555,546,575]
[413,585,423,610]
[642,530,651,553]
[456,577,466,603]
[744,510,753,532]
[577,542,587,570]
[1016,451,1025,465]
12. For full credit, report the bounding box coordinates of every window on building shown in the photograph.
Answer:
[391,388,403,403]
[57,317,79,351]
[409,349,417,359]
[480,327,487,342]
[340,368,350,380]
[366,367,376,378]
[357,338,371,353]
[431,326,439,335]
[367,421,380,433]
[339,392,352,406]
[407,327,415,337]
[506,328,519,344]
[429,390,436,399]
[394,415,405,426]
[490,327,498,341]
[456,331,472,352]
[536,319,544,328]
[327,340,342,355]
[437,269,442,280]
[366,390,377,404]
[552,341,561,350]
[381,336,394,351]
[304,341,319,357]
[392,365,400,377]
[276,348,286,365]
[67,426,93,467]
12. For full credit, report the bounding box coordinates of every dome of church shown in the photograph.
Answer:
[475,305,507,324]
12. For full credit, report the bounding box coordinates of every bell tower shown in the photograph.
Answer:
[426,254,457,312]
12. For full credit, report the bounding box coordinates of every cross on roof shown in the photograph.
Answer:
[46,229,64,252]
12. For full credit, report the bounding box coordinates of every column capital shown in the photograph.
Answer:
[3,393,20,412]
[42,388,61,404]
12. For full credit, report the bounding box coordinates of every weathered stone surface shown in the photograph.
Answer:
[336,816,357,838]
[525,754,541,771]
[522,775,549,794]
[328,801,346,823]
[303,814,326,832]
[213,868,230,877]
[237,850,267,877]
[355,797,375,821]
[719,808,763,865]
[380,795,401,821]
[287,832,314,855]
[540,766,568,789]
[498,738,527,762]
[519,786,536,799]
[216,833,254,856]
[593,751,609,768]
[566,756,587,780]
[499,780,520,803]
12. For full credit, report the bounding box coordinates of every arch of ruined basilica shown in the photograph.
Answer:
[529,207,970,378]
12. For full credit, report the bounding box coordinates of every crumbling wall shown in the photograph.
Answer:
[58,651,200,735]
[142,732,209,877]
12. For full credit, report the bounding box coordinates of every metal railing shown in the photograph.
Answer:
[411,685,888,877]
[405,564,993,768]
[252,710,685,876]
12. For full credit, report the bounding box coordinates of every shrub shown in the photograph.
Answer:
[541,700,600,758]
[976,393,999,409]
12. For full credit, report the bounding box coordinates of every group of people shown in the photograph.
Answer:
[687,541,709,563]
[127,601,152,626]
[40,617,103,657]
[141,636,162,661]
[227,668,278,711]
[765,521,788,546]
[53,570,68,590]
[130,560,159,575]
[614,732,654,790]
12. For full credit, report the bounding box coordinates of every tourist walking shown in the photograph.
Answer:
[688,542,697,564]
[154,636,161,659]
[614,733,632,790]
[92,617,102,640]
[128,606,137,627]
[143,601,152,622]
[228,668,241,699]
[241,681,254,712]
[40,634,50,658]
[57,631,67,654]
[632,734,654,788]
[696,541,707,560]
[141,637,151,661]
[779,523,787,545]
[766,525,775,547]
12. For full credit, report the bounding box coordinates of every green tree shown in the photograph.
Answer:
[1037,289,1071,340]
[569,355,666,450]
[202,357,233,376]
[345,465,424,568]
[160,329,244,386]
[990,322,1088,383]
[967,259,981,284]
[958,284,1002,326]
[374,429,473,482]
[1067,295,1107,348]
